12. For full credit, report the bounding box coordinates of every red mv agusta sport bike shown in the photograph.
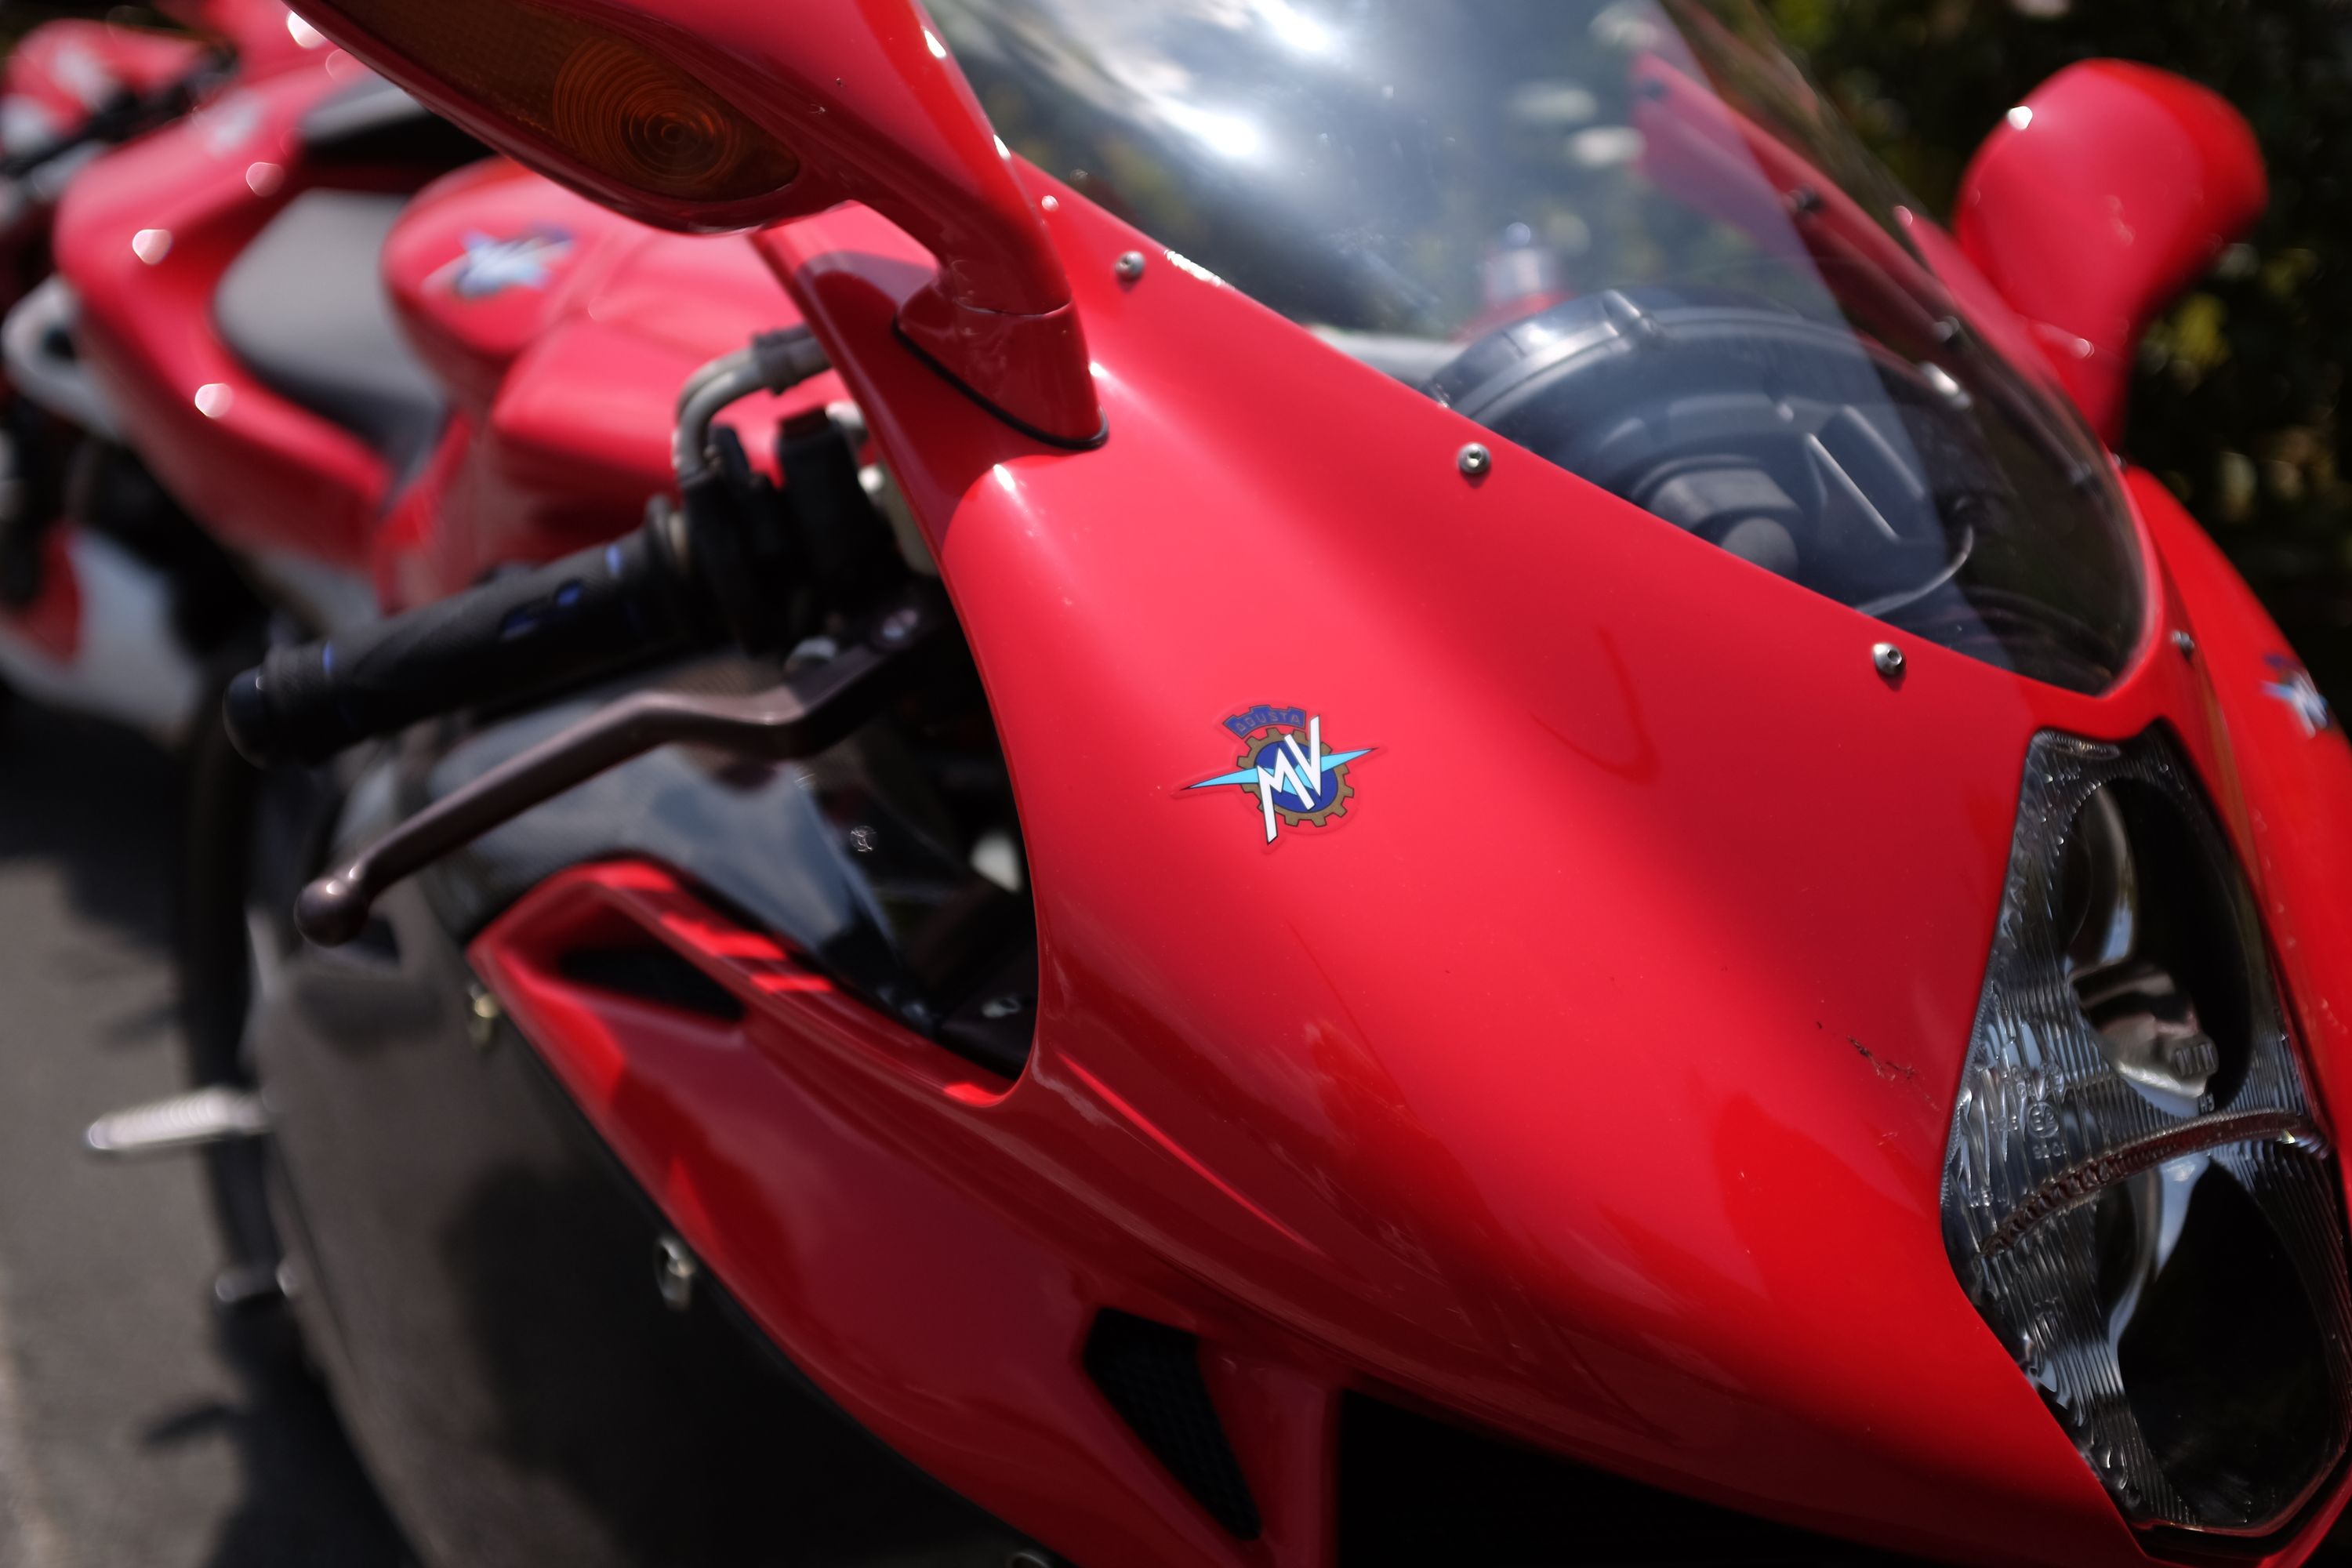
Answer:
[0,0,328,737]
[99,0,2352,1563]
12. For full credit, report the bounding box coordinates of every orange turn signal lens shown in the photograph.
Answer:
[308,0,799,205]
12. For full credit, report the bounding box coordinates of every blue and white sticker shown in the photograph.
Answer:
[1188,703,1374,844]
[427,225,575,300]
[2263,654,2333,737]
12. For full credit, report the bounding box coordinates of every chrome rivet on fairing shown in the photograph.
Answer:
[1872,641,1907,681]
[466,985,501,1052]
[1114,249,1146,283]
[2172,629,2198,658]
[655,1236,699,1312]
[1456,441,1492,478]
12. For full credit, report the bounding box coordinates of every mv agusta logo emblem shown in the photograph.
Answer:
[427,225,576,300]
[1186,702,1375,844]
[2262,653,2334,737]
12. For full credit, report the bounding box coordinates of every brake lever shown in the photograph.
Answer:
[292,591,942,947]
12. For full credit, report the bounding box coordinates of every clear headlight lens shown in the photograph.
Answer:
[1942,730,2352,1536]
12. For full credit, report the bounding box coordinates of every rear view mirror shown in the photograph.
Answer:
[284,0,1100,445]
[1956,60,2265,445]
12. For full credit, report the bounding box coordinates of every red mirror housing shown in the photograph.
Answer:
[286,0,1102,446]
[1957,60,2266,446]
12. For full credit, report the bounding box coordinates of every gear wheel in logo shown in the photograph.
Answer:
[1183,706,1377,844]
[1236,724,1355,829]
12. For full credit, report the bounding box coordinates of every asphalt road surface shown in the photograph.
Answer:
[0,692,407,1568]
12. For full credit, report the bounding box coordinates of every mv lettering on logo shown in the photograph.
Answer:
[1250,717,1330,844]
[1187,703,1374,844]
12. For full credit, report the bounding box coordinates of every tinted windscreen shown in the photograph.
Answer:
[930,0,2144,692]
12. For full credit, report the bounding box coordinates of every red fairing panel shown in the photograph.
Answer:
[373,160,838,604]
[53,56,391,571]
[471,187,2352,1566]
[472,866,1338,1568]
[2131,470,2352,1131]
[1,21,209,129]
[289,0,1101,443]
[378,159,635,413]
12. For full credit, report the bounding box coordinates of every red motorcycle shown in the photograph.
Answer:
[43,42,833,1349]
[0,0,329,735]
[81,0,2352,1564]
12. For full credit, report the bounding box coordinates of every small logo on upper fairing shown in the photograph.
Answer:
[427,226,575,300]
[1186,703,1375,844]
[2263,655,2333,737]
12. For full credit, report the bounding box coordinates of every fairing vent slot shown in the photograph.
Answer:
[1336,1394,1923,1565]
[556,943,745,1022]
[1082,1311,1260,1541]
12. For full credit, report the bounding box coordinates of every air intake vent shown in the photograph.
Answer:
[1081,1312,1259,1540]
[1337,1394,1918,1566]
[557,943,744,1022]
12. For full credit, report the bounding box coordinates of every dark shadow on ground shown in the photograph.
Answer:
[164,1315,412,1568]
[0,691,180,948]
[0,691,412,1566]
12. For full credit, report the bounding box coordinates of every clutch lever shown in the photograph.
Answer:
[293,592,941,947]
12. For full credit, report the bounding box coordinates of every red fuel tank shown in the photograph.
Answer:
[374,158,839,605]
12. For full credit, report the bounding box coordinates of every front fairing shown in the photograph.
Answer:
[754,173,2352,1564]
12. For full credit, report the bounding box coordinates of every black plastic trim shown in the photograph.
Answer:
[1082,1310,1260,1540]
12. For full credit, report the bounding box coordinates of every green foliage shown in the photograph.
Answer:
[1778,0,2352,703]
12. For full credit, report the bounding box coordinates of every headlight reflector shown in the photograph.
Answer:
[1942,730,2352,1535]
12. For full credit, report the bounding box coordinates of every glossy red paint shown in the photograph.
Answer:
[1957,61,2267,443]
[0,2,331,706]
[287,0,1102,443]
[463,163,2352,1563]
[49,5,2322,1557]
[2129,470,2352,1137]
[372,158,839,604]
[56,53,838,619]
[55,54,396,573]
[0,20,209,129]
[377,160,624,411]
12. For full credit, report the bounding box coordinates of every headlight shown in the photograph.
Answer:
[1942,729,2352,1537]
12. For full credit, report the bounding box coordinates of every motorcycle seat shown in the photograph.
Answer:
[213,189,446,482]
[299,74,489,172]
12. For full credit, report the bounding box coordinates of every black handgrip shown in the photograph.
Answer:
[224,521,712,768]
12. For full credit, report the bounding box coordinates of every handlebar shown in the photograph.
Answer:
[220,332,940,945]
[223,325,850,768]
[224,512,715,768]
